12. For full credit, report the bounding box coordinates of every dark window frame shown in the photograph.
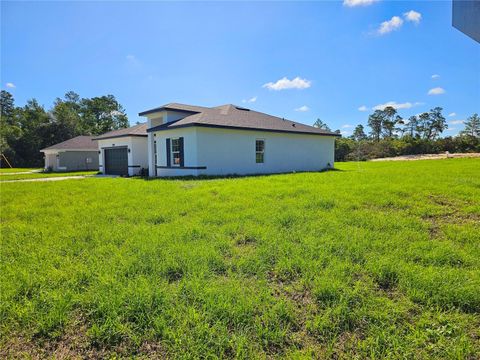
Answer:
[256,139,265,164]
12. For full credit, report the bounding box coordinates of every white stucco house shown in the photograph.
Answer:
[40,136,99,171]
[137,103,339,177]
[93,123,148,176]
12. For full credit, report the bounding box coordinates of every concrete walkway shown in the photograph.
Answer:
[1,175,120,183]
[0,170,43,175]
[1,176,90,183]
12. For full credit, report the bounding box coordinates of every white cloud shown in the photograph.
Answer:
[242,96,257,103]
[341,130,351,135]
[358,105,369,112]
[5,82,15,88]
[126,54,141,67]
[294,105,310,112]
[446,128,456,132]
[263,77,311,91]
[448,112,456,117]
[428,87,446,95]
[431,74,440,79]
[404,10,422,24]
[449,120,464,125]
[373,101,418,110]
[378,16,403,35]
[342,124,354,128]
[343,0,379,7]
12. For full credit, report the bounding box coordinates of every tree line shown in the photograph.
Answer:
[0,90,129,167]
[314,106,480,161]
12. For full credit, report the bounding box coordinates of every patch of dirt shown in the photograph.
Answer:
[0,315,169,359]
[371,153,480,162]
[422,195,480,239]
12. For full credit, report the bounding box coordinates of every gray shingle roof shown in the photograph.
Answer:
[93,123,148,140]
[41,136,98,151]
[141,104,340,136]
[139,103,210,116]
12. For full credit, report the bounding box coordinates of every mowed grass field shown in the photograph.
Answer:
[1,159,479,359]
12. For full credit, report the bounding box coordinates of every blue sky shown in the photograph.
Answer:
[2,1,479,135]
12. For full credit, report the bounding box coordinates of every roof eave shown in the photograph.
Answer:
[147,122,341,137]
[138,107,200,117]
[93,134,148,141]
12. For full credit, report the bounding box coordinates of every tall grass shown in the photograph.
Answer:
[1,159,479,358]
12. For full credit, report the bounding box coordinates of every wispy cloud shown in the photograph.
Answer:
[341,130,351,136]
[5,82,15,88]
[378,16,403,35]
[404,10,422,24]
[126,54,141,67]
[342,124,354,128]
[263,77,311,91]
[449,120,464,125]
[428,87,445,95]
[295,105,310,112]
[431,74,440,79]
[343,0,379,7]
[448,112,456,117]
[358,105,369,112]
[242,96,257,104]
[373,101,421,110]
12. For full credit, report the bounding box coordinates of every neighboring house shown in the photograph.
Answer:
[139,103,339,177]
[93,123,148,176]
[40,136,99,171]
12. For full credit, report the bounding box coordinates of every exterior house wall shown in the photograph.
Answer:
[43,151,57,170]
[42,150,98,171]
[97,136,148,176]
[153,127,199,177]
[58,151,99,171]
[146,110,194,176]
[151,126,335,177]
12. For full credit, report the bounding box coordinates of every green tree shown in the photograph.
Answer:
[313,118,331,131]
[382,106,401,138]
[416,108,447,140]
[461,113,480,137]
[404,116,419,138]
[13,99,51,166]
[351,124,367,141]
[429,107,447,140]
[417,112,431,139]
[0,91,21,165]
[80,95,128,135]
[368,110,384,141]
[50,91,83,141]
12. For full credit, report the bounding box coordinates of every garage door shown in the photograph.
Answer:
[104,148,128,175]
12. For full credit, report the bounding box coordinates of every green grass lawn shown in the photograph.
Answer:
[0,168,41,173]
[1,159,479,358]
[0,170,99,181]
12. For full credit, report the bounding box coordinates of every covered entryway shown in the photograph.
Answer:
[104,147,128,175]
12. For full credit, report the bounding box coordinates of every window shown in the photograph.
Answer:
[153,140,157,166]
[256,139,265,163]
[171,138,181,166]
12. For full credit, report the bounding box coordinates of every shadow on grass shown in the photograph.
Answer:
[136,167,344,182]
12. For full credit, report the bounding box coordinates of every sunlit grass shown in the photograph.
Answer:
[1,159,479,358]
